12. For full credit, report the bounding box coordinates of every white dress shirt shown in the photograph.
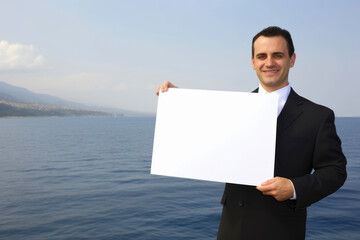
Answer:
[258,83,291,117]
[258,83,297,200]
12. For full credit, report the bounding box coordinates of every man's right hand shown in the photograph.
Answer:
[156,81,177,96]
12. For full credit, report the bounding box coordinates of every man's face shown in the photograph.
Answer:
[251,36,296,92]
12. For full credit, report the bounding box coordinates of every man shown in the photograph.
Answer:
[156,26,347,240]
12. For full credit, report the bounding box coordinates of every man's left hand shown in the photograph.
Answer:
[256,177,294,201]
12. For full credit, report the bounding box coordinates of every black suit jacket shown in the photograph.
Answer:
[217,88,347,240]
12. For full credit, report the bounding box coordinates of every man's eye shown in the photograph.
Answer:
[257,55,266,60]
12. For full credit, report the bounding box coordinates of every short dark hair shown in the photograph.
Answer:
[252,26,295,57]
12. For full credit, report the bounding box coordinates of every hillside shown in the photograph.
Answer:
[0,82,113,117]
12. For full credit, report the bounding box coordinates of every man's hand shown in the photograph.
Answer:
[256,177,294,201]
[156,81,177,96]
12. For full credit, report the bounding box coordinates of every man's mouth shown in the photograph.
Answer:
[263,70,279,73]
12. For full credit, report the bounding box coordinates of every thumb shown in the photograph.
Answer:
[260,178,276,186]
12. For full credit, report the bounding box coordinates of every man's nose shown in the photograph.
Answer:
[265,57,275,67]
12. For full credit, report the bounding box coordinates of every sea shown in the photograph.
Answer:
[0,116,359,240]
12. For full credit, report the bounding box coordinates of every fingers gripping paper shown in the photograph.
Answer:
[151,88,278,186]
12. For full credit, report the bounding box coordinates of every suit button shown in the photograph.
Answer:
[238,201,244,207]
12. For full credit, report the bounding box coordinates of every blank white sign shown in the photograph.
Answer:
[151,88,278,186]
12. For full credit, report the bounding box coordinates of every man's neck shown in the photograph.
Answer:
[258,83,290,94]
[259,82,289,93]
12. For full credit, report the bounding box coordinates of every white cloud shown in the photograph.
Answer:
[0,40,45,70]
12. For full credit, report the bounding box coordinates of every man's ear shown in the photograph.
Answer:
[290,53,296,68]
[251,56,255,70]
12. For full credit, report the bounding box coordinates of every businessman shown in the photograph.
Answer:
[156,26,347,240]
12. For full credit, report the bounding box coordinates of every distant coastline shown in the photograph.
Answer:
[0,100,112,118]
[0,81,153,118]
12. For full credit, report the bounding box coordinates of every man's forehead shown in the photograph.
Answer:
[253,36,288,54]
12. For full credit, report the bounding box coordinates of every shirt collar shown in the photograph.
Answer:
[258,84,291,116]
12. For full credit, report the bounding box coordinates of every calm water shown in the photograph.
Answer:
[0,117,358,239]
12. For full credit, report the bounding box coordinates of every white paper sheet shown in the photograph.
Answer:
[151,88,278,186]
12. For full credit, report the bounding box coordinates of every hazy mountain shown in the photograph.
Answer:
[0,81,83,107]
[0,81,109,117]
[0,81,154,117]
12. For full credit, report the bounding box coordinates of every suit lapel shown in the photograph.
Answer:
[276,88,304,135]
[252,87,303,135]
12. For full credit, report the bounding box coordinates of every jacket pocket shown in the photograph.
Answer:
[277,201,307,217]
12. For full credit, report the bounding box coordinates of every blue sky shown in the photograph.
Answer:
[0,0,359,115]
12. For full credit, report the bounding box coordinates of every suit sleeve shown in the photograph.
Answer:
[291,110,347,209]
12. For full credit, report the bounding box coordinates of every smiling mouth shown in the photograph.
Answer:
[263,70,279,73]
